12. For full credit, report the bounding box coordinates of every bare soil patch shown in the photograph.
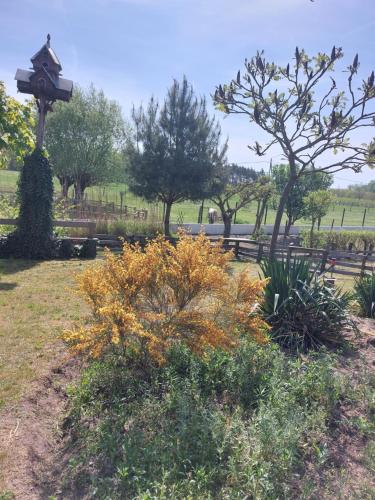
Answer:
[0,351,81,499]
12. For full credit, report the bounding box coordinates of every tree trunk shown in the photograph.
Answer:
[62,180,69,198]
[74,182,83,203]
[223,213,232,238]
[284,218,293,238]
[270,177,296,258]
[164,201,172,237]
[310,219,316,244]
[253,200,266,237]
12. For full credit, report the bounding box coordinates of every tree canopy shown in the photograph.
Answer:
[45,85,125,199]
[214,47,375,255]
[126,77,227,236]
[271,164,333,235]
[0,81,35,169]
[210,164,271,237]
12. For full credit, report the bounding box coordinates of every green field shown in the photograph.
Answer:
[1,169,375,226]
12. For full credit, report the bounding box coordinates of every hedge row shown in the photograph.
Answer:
[301,229,375,252]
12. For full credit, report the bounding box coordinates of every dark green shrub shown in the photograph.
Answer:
[14,149,54,259]
[354,271,375,318]
[260,257,353,351]
[79,239,97,259]
[57,238,74,259]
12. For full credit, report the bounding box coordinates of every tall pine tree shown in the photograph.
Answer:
[126,77,227,236]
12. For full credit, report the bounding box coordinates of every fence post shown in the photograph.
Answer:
[360,253,368,276]
[320,250,328,274]
[330,219,335,231]
[233,202,239,225]
[341,208,345,227]
[234,240,240,258]
[256,242,264,263]
[287,245,293,262]
[362,208,367,227]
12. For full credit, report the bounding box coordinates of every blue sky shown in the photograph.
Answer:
[1,0,375,187]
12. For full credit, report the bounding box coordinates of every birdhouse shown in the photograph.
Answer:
[15,34,73,102]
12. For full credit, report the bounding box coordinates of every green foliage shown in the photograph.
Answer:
[126,77,227,235]
[271,164,333,230]
[303,189,335,231]
[63,341,344,499]
[109,219,163,238]
[301,229,375,252]
[0,196,18,234]
[354,271,375,318]
[210,163,272,237]
[0,81,35,168]
[1,149,55,259]
[260,257,353,351]
[45,85,125,198]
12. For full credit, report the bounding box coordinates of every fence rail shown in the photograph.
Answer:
[0,218,96,237]
[222,237,375,277]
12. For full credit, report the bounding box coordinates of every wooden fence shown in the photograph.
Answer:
[0,218,96,237]
[222,237,375,277]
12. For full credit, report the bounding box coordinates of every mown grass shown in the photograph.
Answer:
[0,258,89,408]
[1,170,375,226]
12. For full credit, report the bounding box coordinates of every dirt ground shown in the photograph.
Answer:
[0,348,81,499]
[0,319,374,500]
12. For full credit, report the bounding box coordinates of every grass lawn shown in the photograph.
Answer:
[0,258,89,408]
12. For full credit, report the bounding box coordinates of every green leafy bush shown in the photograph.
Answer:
[354,271,375,318]
[301,229,375,252]
[63,342,344,499]
[0,196,18,235]
[260,257,353,351]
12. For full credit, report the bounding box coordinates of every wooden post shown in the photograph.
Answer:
[256,242,264,263]
[330,219,335,231]
[287,245,293,262]
[263,204,268,225]
[233,202,239,225]
[234,240,240,258]
[341,208,345,227]
[320,250,328,274]
[360,253,368,276]
[197,200,204,224]
[36,95,47,149]
[362,208,367,227]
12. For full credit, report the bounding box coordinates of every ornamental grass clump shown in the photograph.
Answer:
[354,270,375,318]
[64,232,268,362]
[260,257,353,352]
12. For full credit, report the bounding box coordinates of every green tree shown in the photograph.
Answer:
[209,164,271,237]
[272,164,333,236]
[214,47,375,257]
[303,190,335,239]
[127,77,227,236]
[252,179,275,237]
[0,81,35,168]
[45,85,125,199]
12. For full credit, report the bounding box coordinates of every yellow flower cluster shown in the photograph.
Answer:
[63,232,269,363]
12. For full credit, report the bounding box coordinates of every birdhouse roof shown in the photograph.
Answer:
[31,42,62,71]
[15,68,73,93]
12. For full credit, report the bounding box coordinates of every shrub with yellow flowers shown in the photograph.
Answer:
[63,232,269,363]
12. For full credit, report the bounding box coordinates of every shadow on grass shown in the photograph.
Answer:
[0,258,41,276]
[0,282,17,291]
